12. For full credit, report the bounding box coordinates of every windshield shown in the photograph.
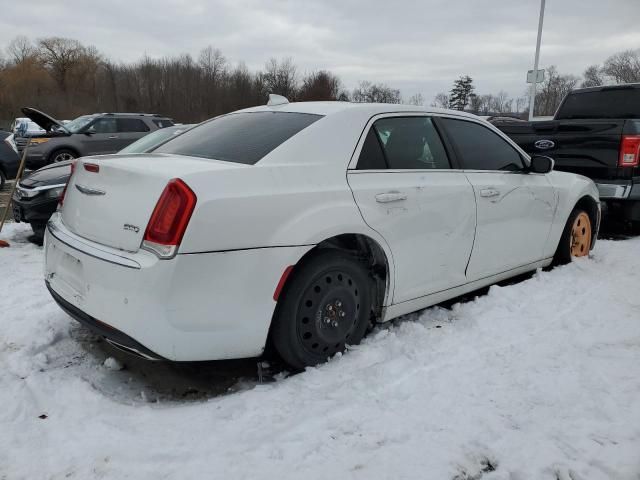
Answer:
[556,88,640,119]
[119,125,193,154]
[153,112,322,164]
[64,115,97,133]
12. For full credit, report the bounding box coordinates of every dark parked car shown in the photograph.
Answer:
[0,131,20,189]
[12,124,194,241]
[19,108,174,169]
[494,83,640,223]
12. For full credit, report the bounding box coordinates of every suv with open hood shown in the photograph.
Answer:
[20,108,174,168]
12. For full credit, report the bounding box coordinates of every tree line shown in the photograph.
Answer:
[0,35,409,127]
[433,49,640,117]
[1,35,638,127]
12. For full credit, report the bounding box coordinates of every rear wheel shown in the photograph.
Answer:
[554,208,593,265]
[48,149,76,164]
[271,250,374,370]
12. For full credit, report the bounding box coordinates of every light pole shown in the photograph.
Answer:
[528,0,546,121]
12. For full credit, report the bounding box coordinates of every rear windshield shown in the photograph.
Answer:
[556,88,640,119]
[153,112,322,164]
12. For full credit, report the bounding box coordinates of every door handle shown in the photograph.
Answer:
[375,192,407,203]
[108,135,119,139]
[480,188,500,198]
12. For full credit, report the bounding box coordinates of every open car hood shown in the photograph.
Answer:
[21,107,69,133]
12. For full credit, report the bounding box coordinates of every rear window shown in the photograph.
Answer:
[153,112,322,164]
[556,88,640,119]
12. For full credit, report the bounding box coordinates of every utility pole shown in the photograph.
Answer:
[528,0,546,121]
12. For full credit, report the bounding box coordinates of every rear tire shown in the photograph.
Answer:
[553,207,593,265]
[271,250,374,370]
[48,149,76,164]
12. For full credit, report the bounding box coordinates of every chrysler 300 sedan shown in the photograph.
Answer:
[44,99,600,369]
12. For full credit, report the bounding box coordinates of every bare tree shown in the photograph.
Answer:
[602,49,640,84]
[406,93,424,106]
[7,35,35,64]
[582,65,604,88]
[533,66,579,116]
[37,37,85,92]
[352,81,400,103]
[298,70,341,101]
[262,57,297,99]
[431,92,449,108]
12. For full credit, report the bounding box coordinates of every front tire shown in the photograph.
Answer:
[554,208,593,265]
[271,250,374,370]
[48,149,76,164]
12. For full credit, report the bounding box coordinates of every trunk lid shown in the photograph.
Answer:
[61,154,245,252]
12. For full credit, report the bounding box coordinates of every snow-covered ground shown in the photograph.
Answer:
[1,222,639,480]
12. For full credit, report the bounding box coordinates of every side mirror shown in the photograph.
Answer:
[529,155,554,174]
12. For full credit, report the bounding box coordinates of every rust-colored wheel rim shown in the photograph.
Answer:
[570,212,591,257]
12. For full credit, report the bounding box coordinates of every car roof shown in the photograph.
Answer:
[237,101,481,121]
[569,82,640,95]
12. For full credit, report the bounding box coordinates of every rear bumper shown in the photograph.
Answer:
[44,213,312,361]
[46,281,165,360]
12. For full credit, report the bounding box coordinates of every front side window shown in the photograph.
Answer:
[440,118,524,171]
[89,118,117,134]
[117,118,150,133]
[357,116,450,170]
[153,112,322,164]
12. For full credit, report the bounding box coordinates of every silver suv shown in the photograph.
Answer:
[20,108,174,168]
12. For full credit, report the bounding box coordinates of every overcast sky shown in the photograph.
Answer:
[1,0,639,103]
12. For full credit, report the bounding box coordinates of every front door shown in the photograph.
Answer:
[82,117,119,155]
[347,115,477,304]
[439,117,557,280]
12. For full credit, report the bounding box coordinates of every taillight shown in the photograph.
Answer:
[58,160,77,207]
[619,135,640,167]
[142,179,197,259]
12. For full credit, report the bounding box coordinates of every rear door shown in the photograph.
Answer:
[439,117,557,280]
[116,118,152,150]
[347,114,476,304]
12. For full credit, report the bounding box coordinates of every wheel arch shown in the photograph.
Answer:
[277,232,394,320]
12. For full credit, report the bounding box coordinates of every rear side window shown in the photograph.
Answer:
[357,128,387,169]
[154,112,322,164]
[357,116,449,170]
[440,118,524,171]
[153,119,174,128]
[556,88,640,119]
[117,118,150,133]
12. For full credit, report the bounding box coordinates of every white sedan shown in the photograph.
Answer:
[44,99,600,369]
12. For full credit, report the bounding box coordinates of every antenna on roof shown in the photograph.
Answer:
[267,94,289,106]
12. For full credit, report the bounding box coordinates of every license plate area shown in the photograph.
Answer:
[47,241,86,303]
